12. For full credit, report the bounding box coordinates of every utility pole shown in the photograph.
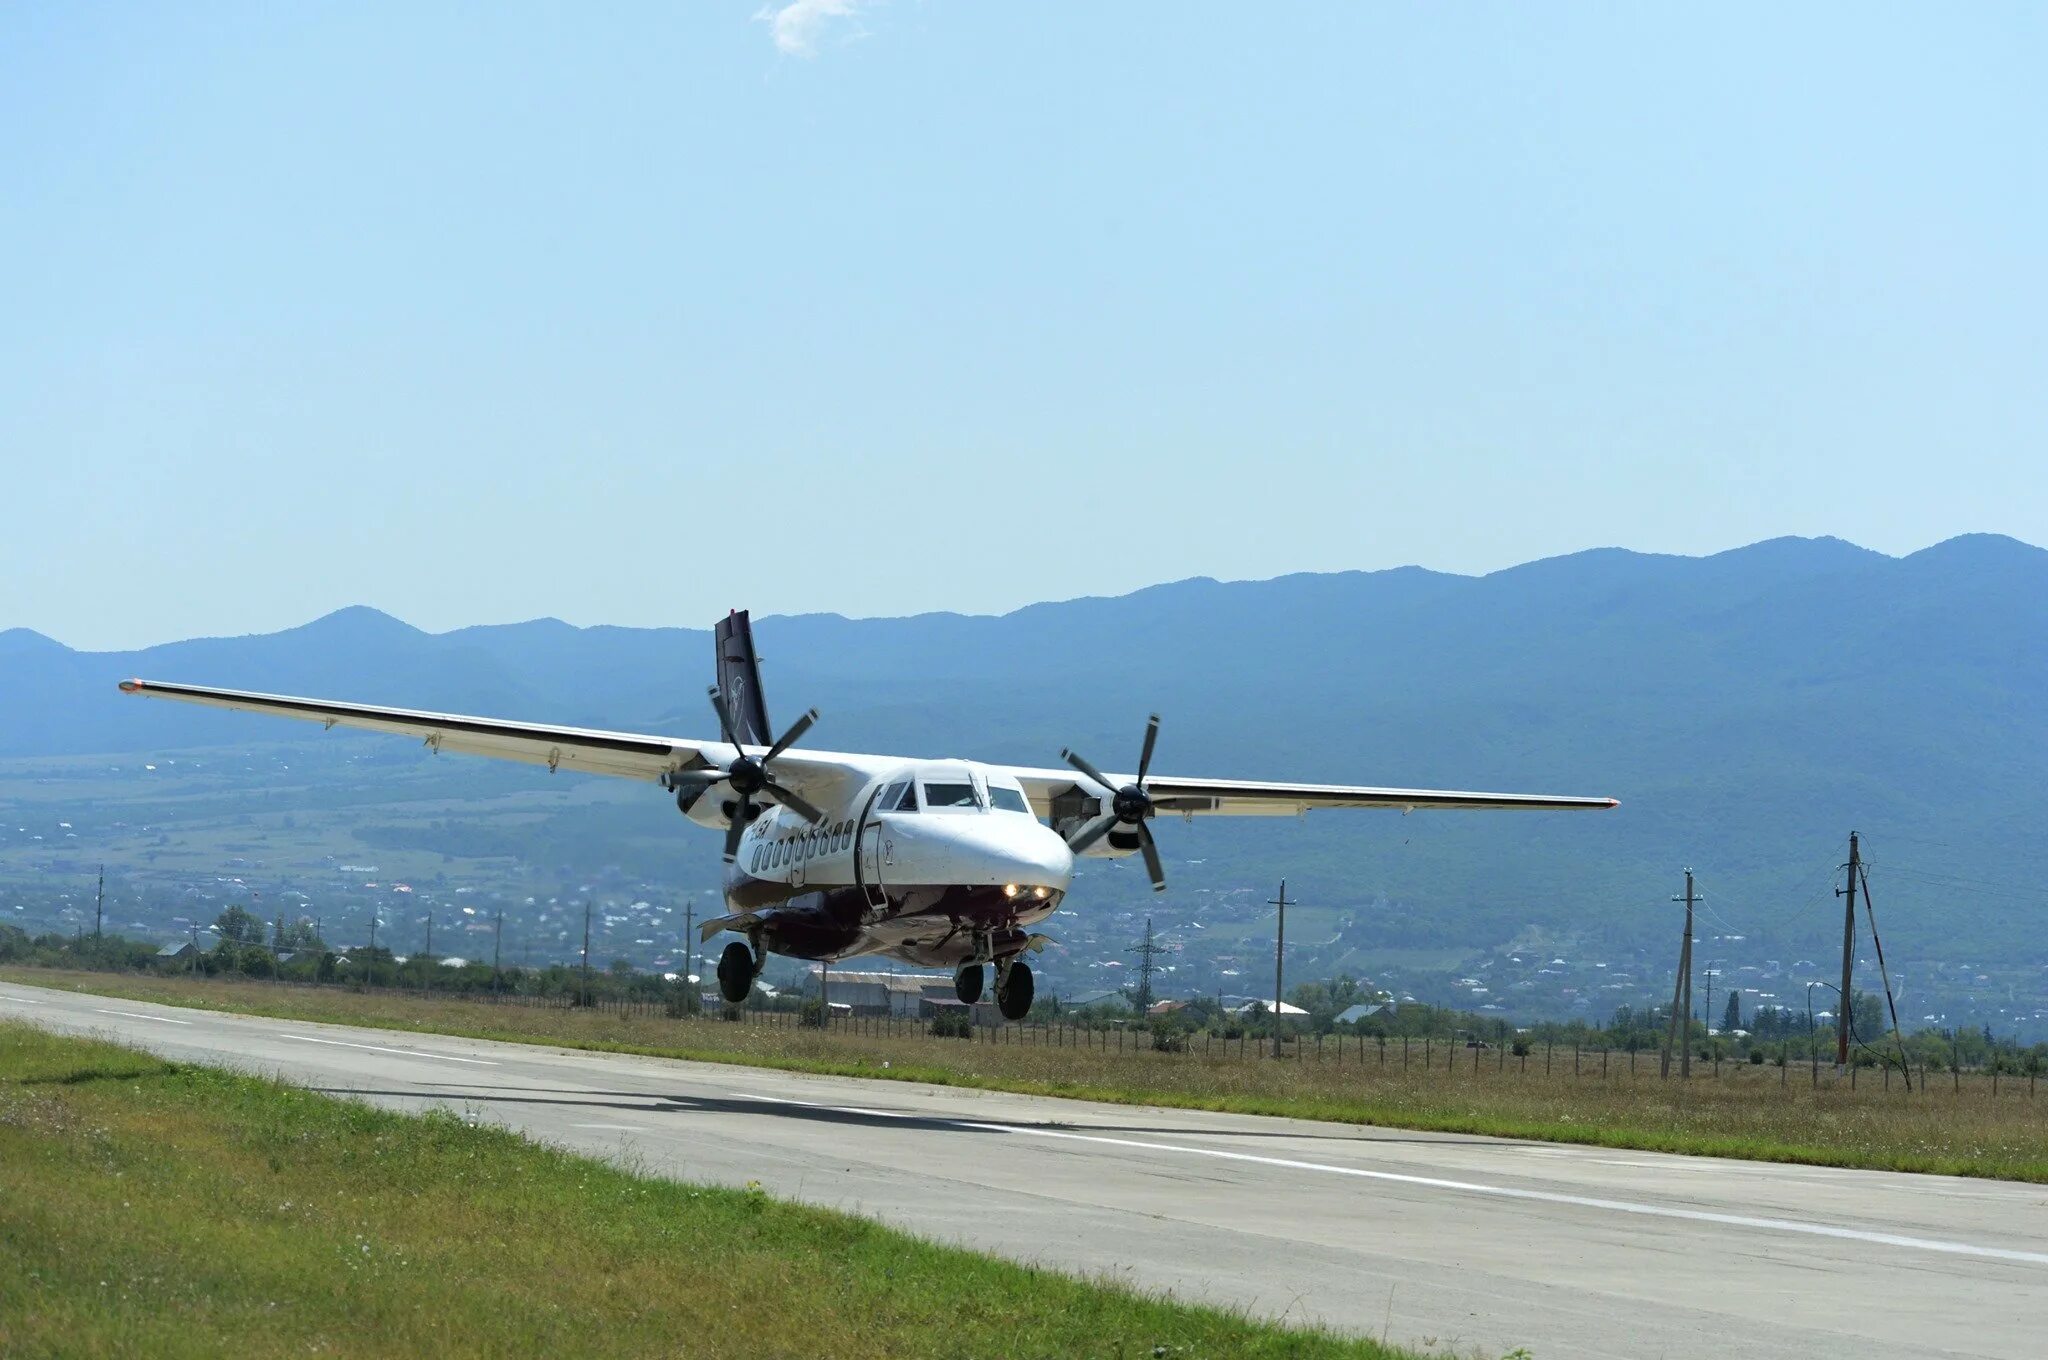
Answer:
[1661,869,1699,1079]
[367,911,379,992]
[189,922,199,978]
[683,896,695,999]
[422,912,434,999]
[1270,880,1291,1060]
[580,899,593,1008]
[1702,966,1717,1043]
[1127,917,1173,1017]
[492,908,504,998]
[93,865,104,940]
[1834,832,1859,1069]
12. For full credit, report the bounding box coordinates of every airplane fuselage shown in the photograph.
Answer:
[704,760,1074,967]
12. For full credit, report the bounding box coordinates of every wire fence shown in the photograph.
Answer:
[467,990,2040,1098]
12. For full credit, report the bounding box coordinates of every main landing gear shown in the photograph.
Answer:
[954,964,984,1006]
[994,958,1034,1022]
[716,940,760,1004]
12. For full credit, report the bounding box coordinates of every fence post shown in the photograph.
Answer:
[1574,1043,1580,1076]
[1546,1042,1552,1075]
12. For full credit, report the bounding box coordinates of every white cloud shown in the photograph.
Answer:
[757,0,865,58]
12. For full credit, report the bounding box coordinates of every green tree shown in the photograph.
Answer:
[214,904,264,945]
[1722,989,1742,1032]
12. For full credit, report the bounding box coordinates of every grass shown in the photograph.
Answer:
[10,966,2048,1184]
[0,1019,1422,1360]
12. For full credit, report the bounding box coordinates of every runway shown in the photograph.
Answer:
[5,980,2043,1360]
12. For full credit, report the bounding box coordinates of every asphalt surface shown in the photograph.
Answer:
[5,980,2045,1360]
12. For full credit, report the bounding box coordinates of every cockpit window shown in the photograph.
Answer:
[886,780,919,812]
[922,781,981,810]
[987,785,1031,814]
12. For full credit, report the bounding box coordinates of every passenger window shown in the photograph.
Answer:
[923,782,980,809]
[988,785,1031,814]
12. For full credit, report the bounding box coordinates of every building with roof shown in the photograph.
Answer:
[802,967,957,1016]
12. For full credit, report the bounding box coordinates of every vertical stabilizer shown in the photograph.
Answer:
[714,610,773,747]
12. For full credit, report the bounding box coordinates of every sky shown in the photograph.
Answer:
[3,4,2043,650]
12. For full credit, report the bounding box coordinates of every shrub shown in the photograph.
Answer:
[928,1009,973,1039]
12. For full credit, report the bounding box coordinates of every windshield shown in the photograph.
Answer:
[881,780,918,813]
[922,781,981,810]
[987,785,1031,814]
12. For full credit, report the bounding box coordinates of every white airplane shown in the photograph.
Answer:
[118,610,1617,1020]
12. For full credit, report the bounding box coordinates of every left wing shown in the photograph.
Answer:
[113,678,885,810]
[1006,765,1617,818]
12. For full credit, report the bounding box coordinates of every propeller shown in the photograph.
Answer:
[686,687,828,862]
[1060,714,1167,893]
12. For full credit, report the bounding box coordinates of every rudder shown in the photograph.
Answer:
[714,610,774,747]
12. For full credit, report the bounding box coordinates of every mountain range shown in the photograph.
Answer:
[6,533,2047,970]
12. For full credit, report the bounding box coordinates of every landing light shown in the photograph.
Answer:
[1003,883,1020,898]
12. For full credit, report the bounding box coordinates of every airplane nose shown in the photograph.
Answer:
[1005,823,1075,889]
[886,815,1073,891]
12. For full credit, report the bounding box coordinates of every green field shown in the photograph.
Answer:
[11,966,2048,1183]
[0,1019,1422,1360]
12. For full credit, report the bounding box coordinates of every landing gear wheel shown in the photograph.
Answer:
[995,959,1034,1022]
[954,964,984,1006]
[716,941,757,1004]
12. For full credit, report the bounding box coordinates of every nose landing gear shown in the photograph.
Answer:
[954,964,984,1006]
[994,957,1034,1022]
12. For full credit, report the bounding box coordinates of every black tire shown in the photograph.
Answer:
[996,959,1034,1021]
[716,941,755,1004]
[954,964,985,1006]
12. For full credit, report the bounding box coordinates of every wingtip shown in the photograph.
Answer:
[1606,798,1622,809]
[118,678,142,695]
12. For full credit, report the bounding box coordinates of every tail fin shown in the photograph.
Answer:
[714,610,774,747]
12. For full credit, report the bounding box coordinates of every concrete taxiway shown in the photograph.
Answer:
[4,980,2043,1359]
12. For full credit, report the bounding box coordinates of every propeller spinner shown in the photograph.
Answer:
[1061,714,1167,893]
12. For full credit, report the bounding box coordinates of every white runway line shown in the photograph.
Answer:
[94,1008,192,1025]
[277,1033,497,1066]
[963,1122,2048,1268]
[572,1123,650,1132]
[721,1089,2048,1269]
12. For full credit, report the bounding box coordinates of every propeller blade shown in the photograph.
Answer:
[1136,819,1167,893]
[1135,714,1159,786]
[722,794,752,863]
[707,686,746,750]
[763,707,818,764]
[1066,813,1116,854]
[763,778,827,825]
[1061,748,1120,798]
